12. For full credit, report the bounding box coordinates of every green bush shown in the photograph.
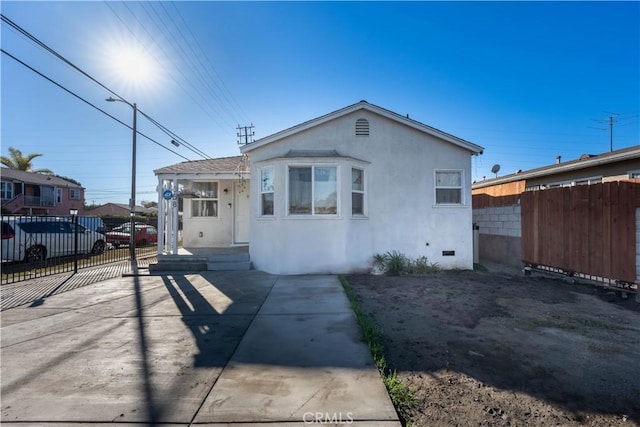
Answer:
[372,251,440,275]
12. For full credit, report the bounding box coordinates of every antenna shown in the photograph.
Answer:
[491,164,501,178]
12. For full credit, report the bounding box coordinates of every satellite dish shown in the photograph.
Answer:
[491,164,501,177]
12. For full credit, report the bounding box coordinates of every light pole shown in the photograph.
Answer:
[106,96,138,268]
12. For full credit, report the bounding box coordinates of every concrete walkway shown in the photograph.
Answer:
[1,271,400,426]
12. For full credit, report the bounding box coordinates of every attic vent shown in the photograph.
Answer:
[355,118,369,136]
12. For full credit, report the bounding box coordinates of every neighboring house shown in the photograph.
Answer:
[1,168,85,216]
[155,101,483,274]
[470,145,640,271]
[87,202,157,218]
[473,145,640,207]
[154,156,250,248]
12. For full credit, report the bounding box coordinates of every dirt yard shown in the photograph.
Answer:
[346,268,640,427]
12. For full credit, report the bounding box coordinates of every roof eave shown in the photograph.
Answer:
[473,146,640,189]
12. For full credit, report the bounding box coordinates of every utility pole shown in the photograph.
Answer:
[237,124,255,146]
[590,113,618,152]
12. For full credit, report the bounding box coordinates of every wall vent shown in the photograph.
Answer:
[442,250,456,256]
[355,118,369,136]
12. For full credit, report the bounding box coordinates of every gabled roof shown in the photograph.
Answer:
[154,156,248,175]
[473,145,640,189]
[240,100,484,155]
[0,168,83,188]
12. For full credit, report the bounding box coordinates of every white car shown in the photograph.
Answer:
[1,216,107,263]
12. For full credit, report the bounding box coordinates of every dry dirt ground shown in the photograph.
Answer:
[346,268,640,427]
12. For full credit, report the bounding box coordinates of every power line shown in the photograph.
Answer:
[122,2,238,132]
[1,48,191,162]
[1,13,210,160]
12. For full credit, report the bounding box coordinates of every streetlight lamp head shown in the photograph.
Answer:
[105,97,116,102]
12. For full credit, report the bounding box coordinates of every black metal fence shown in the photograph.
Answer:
[1,215,157,285]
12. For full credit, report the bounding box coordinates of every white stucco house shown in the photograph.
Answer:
[155,101,484,274]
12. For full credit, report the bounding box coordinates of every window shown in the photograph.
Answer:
[1,182,13,200]
[288,166,338,215]
[191,182,218,217]
[351,168,365,215]
[56,188,62,204]
[629,170,640,179]
[435,171,462,205]
[260,167,274,216]
[355,118,369,136]
[70,189,81,200]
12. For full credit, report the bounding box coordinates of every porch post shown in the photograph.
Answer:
[171,177,179,254]
[157,176,165,255]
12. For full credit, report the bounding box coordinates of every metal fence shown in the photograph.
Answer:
[1,215,157,285]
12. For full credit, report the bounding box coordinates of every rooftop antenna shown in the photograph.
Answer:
[491,164,501,178]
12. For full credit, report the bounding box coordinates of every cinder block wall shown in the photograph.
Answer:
[472,205,522,268]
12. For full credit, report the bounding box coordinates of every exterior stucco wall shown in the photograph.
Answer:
[247,110,475,274]
[181,179,238,247]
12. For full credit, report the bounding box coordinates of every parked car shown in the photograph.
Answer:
[77,216,107,234]
[105,223,158,248]
[1,216,107,263]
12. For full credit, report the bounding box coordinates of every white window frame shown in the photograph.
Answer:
[286,164,340,217]
[190,181,219,218]
[434,170,464,206]
[351,167,366,217]
[70,189,81,200]
[260,166,275,217]
[55,188,62,204]
[1,182,13,200]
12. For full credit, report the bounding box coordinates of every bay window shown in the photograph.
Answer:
[260,167,274,216]
[288,166,338,215]
[351,168,365,215]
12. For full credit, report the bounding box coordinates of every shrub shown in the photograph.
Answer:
[372,251,440,276]
[384,250,409,276]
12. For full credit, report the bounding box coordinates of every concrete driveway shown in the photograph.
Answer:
[1,271,400,426]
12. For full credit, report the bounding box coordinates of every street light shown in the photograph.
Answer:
[106,96,138,268]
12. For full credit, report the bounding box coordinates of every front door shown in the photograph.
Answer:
[233,180,250,244]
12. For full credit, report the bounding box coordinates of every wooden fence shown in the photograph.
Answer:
[521,181,640,284]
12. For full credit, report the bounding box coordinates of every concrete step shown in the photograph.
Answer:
[209,253,250,263]
[208,261,252,271]
[149,255,208,273]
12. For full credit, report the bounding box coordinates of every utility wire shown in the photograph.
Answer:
[137,109,213,159]
[170,1,251,124]
[112,1,238,136]
[1,13,210,161]
[1,14,126,106]
[1,48,191,162]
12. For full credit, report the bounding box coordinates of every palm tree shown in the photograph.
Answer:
[1,147,53,174]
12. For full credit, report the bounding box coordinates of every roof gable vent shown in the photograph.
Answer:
[355,118,369,136]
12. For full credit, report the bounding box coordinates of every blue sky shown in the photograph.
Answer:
[2,1,638,205]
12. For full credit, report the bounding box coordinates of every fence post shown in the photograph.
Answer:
[72,212,79,273]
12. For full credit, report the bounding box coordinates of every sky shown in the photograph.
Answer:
[1,1,638,206]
